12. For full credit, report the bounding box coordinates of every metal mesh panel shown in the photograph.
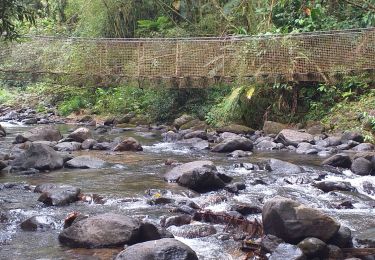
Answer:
[0,28,374,85]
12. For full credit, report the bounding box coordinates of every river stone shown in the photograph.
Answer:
[297,237,327,258]
[168,223,216,238]
[11,143,64,171]
[341,131,364,143]
[352,143,374,151]
[351,157,373,175]
[265,158,304,174]
[211,137,253,153]
[355,227,375,248]
[58,213,141,248]
[184,130,207,140]
[227,150,253,158]
[262,196,340,243]
[17,126,62,143]
[164,161,214,182]
[322,154,352,168]
[68,127,92,142]
[263,121,288,135]
[269,243,306,260]
[174,115,194,129]
[81,138,98,150]
[329,226,352,248]
[313,181,357,193]
[217,124,255,135]
[113,137,143,151]
[115,238,198,260]
[0,124,6,137]
[20,215,58,231]
[164,215,192,228]
[55,142,82,151]
[65,156,107,169]
[275,129,313,147]
[325,245,343,259]
[38,185,81,206]
[261,234,284,253]
[177,164,226,192]
[256,140,279,150]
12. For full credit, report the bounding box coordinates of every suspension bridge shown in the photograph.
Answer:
[0,27,374,87]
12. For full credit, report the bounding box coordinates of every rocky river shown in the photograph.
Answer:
[0,108,375,260]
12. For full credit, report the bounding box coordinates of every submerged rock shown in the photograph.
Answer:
[269,243,306,260]
[313,181,357,193]
[264,158,304,174]
[115,238,198,260]
[11,143,64,171]
[262,196,340,243]
[65,156,107,169]
[37,185,81,206]
[20,215,58,231]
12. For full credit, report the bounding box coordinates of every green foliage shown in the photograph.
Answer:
[0,87,14,104]
[0,0,36,40]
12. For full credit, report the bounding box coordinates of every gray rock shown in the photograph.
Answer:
[81,139,98,150]
[341,131,364,143]
[322,154,352,168]
[115,238,198,260]
[164,215,192,228]
[68,127,92,142]
[313,181,357,193]
[174,115,194,129]
[21,118,38,125]
[65,156,107,169]
[269,243,306,260]
[261,234,284,253]
[265,158,304,174]
[275,129,313,147]
[256,140,279,150]
[352,143,374,151]
[351,157,373,175]
[325,136,342,146]
[297,237,327,258]
[329,226,352,248]
[325,245,343,259]
[184,130,207,140]
[20,215,58,231]
[11,144,64,171]
[262,196,340,243]
[17,126,62,143]
[164,161,214,182]
[55,142,81,151]
[113,137,143,151]
[211,137,253,153]
[37,185,81,206]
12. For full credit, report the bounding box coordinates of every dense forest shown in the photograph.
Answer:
[1,0,375,139]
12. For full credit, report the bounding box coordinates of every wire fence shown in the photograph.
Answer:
[0,27,374,86]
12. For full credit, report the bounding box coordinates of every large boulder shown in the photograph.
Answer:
[217,124,254,135]
[16,126,62,143]
[262,196,340,243]
[58,213,142,248]
[174,115,194,129]
[322,154,352,168]
[65,156,107,169]
[115,238,198,260]
[113,137,143,151]
[263,121,289,135]
[275,129,313,147]
[211,137,253,153]
[264,158,304,174]
[164,161,228,192]
[164,161,215,182]
[11,143,64,171]
[351,157,373,175]
[0,124,6,137]
[68,127,92,142]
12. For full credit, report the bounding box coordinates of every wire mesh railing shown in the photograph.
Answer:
[0,27,374,86]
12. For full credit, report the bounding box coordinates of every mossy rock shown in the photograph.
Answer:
[263,121,289,135]
[180,119,208,131]
[129,115,150,126]
[217,124,254,135]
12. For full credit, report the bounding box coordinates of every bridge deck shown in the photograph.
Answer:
[0,28,374,86]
